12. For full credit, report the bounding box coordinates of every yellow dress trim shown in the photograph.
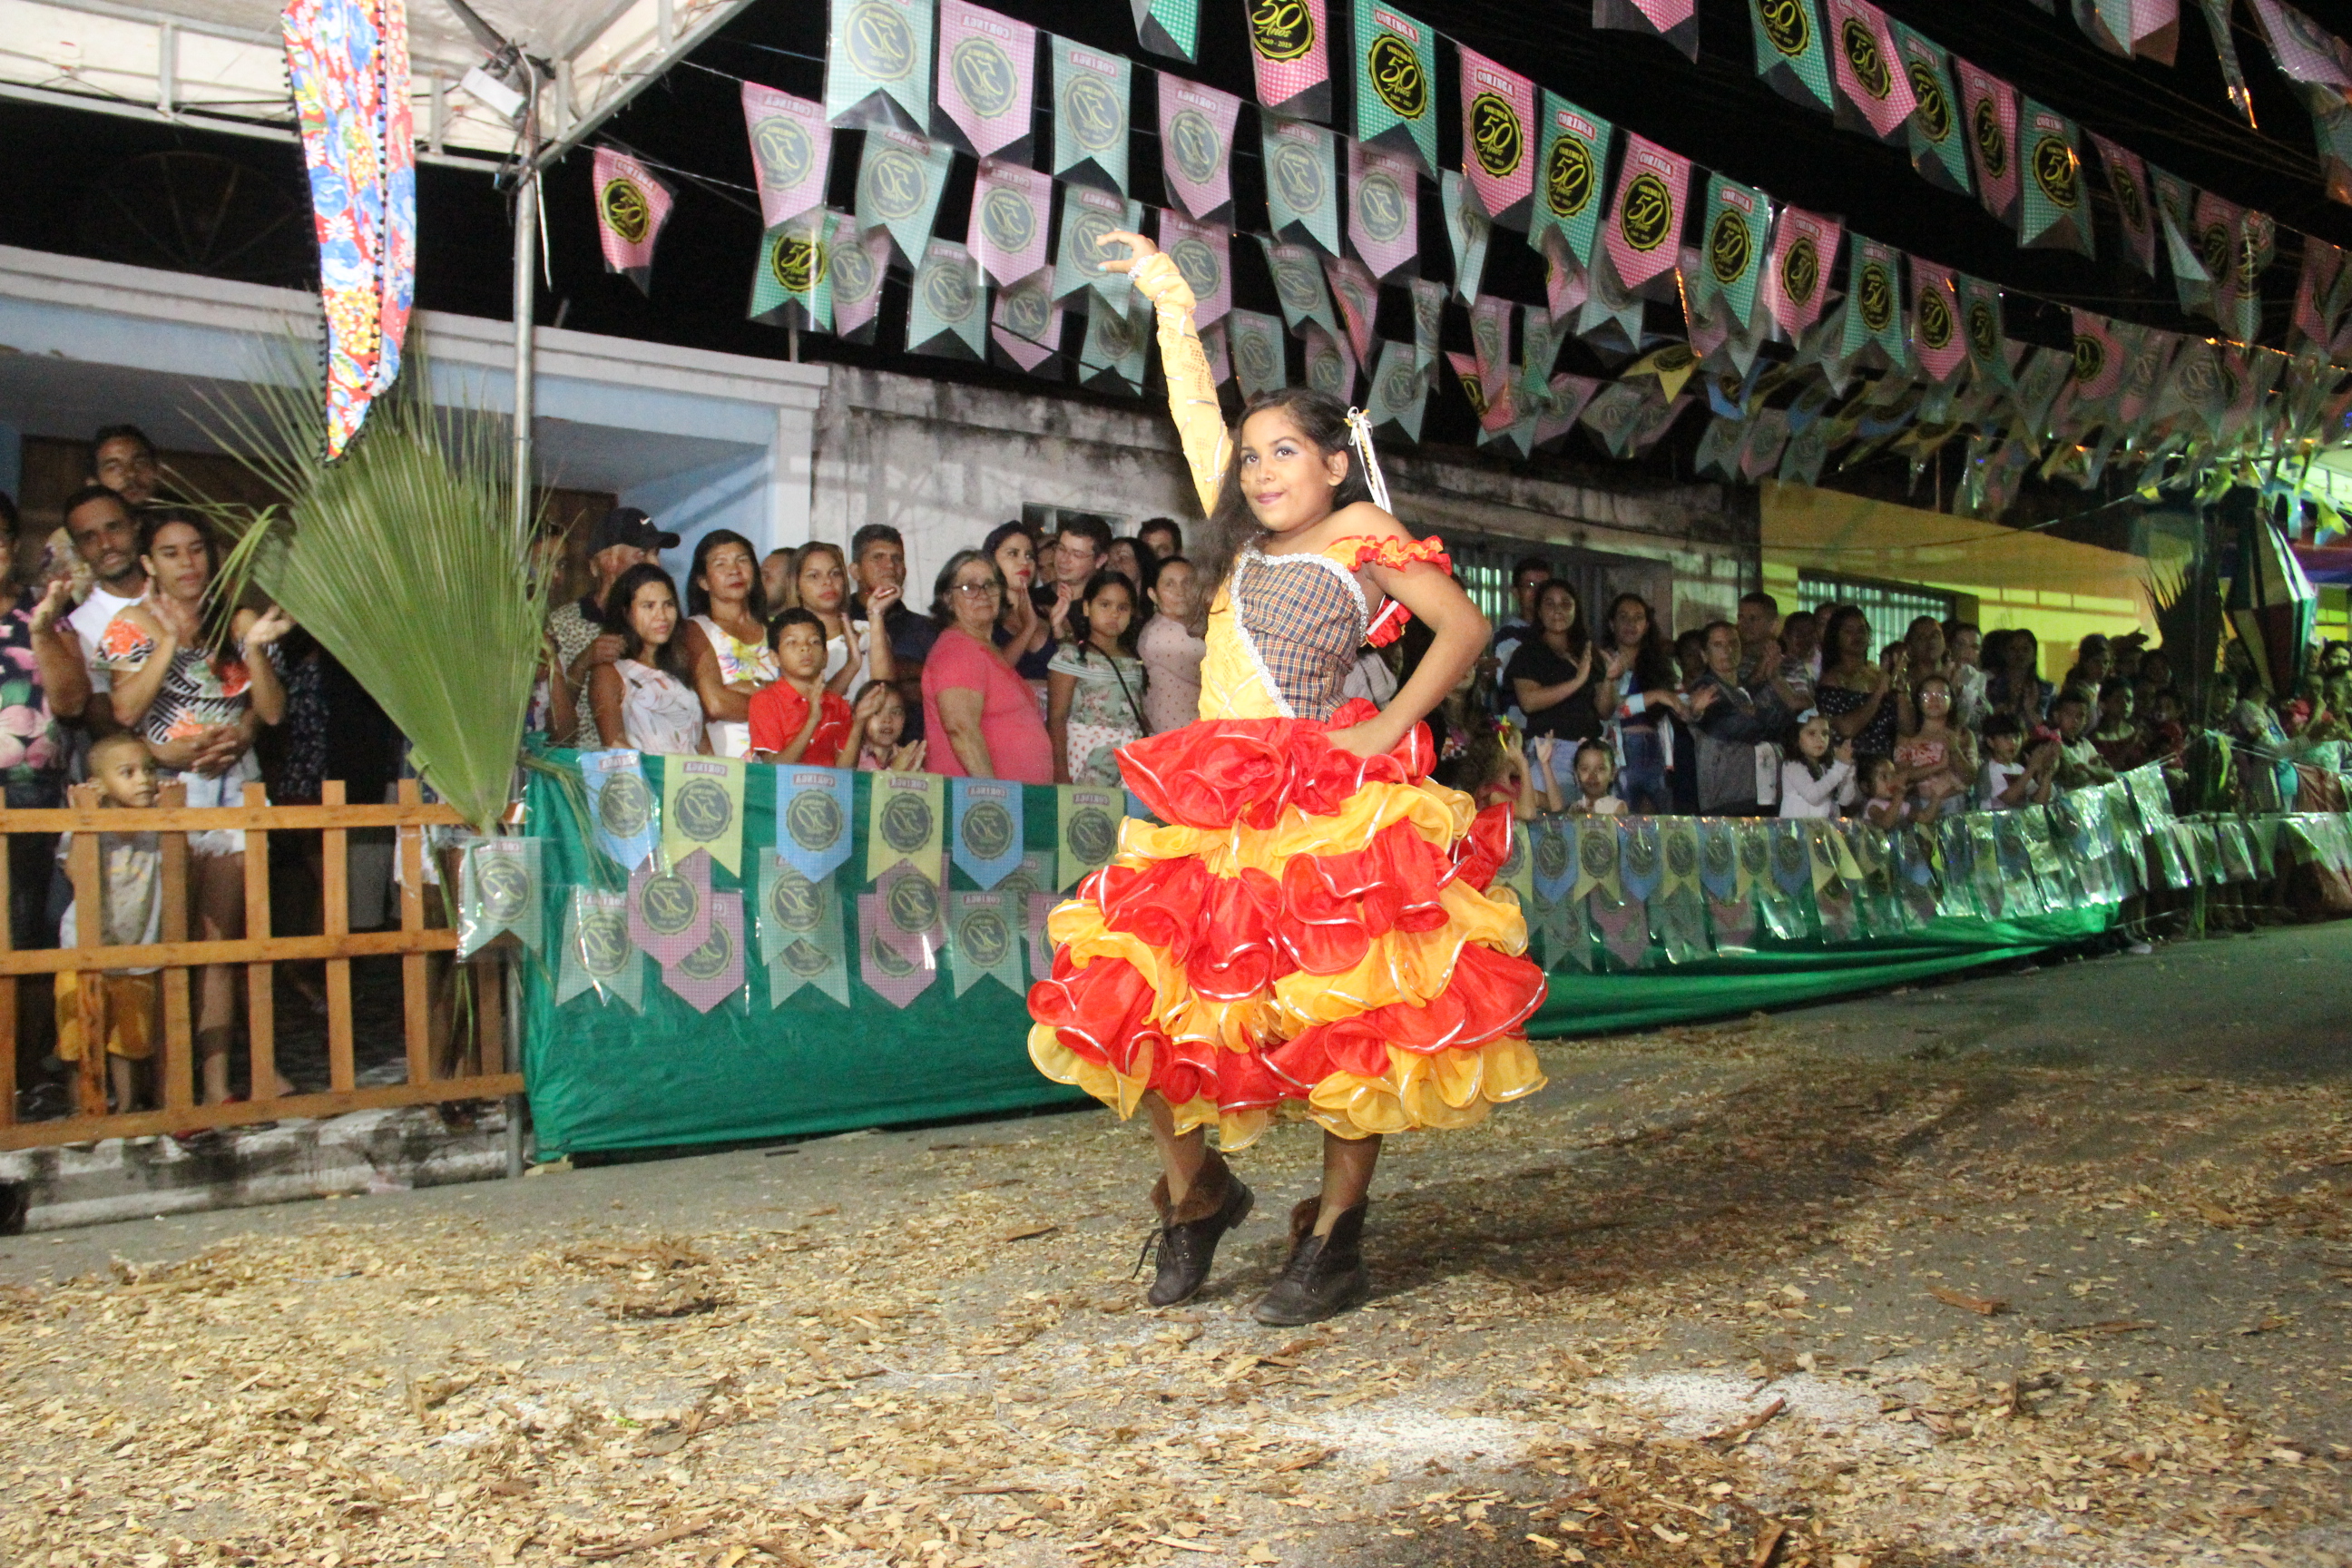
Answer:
[1112,777,1475,877]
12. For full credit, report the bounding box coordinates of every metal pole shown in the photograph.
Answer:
[511,152,537,536]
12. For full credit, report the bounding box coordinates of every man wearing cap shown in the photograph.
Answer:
[547,507,679,750]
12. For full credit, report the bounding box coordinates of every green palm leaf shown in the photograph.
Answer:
[190,338,547,833]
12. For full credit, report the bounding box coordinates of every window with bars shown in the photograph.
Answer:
[1797,571,1955,651]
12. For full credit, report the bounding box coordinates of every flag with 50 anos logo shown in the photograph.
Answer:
[951,777,1025,888]
[908,239,987,361]
[854,126,952,268]
[1908,258,1966,384]
[825,0,932,131]
[1531,93,1613,271]
[580,749,657,872]
[557,889,642,1010]
[1352,3,1437,173]
[750,208,836,332]
[1750,0,1833,113]
[2019,100,2094,257]
[1824,0,1915,142]
[592,146,671,295]
[1761,203,1841,338]
[741,84,831,230]
[867,769,945,886]
[1895,24,1970,197]
[934,0,1034,161]
[1250,0,1330,121]
[662,890,746,1014]
[968,158,1051,288]
[1954,58,2021,227]
[1051,34,1130,195]
[662,756,746,876]
[1159,74,1241,223]
[948,891,1025,996]
[1693,174,1767,328]
[2088,132,2156,276]
[1602,133,1690,296]
[457,837,542,958]
[1457,45,1534,230]
[1838,235,1908,371]
[757,852,850,1008]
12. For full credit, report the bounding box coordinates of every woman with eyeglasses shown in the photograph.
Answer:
[921,549,1054,783]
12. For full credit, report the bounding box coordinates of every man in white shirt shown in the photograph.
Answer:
[59,485,148,720]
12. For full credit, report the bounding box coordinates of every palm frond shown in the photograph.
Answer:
[186,337,548,832]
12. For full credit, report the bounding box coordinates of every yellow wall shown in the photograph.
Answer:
[1759,482,2154,680]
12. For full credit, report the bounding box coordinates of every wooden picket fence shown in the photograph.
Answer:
[0,779,522,1150]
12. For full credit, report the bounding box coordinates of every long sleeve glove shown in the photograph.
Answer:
[1129,252,1231,519]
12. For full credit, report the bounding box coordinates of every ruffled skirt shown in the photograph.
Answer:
[1025,699,1549,1148]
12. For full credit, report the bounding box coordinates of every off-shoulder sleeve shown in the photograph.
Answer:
[1130,252,1231,519]
[1326,535,1452,646]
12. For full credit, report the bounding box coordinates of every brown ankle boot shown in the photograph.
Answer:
[1140,1149,1254,1307]
[1251,1197,1369,1326]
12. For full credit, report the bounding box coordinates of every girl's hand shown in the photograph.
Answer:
[1687,682,1722,713]
[1603,646,1632,681]
[892,739,927,771]
[28,575,72,634]
[1095,230,1159,272]
[866,582,901,617]
[1573,644,1593,681]
[242,605,295,652]
[853,682,889,719]
[1834,740,1855,764]
[1322,720,1399,760]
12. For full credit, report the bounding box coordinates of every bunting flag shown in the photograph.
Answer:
[1324,255,1380,363]
[854,127,952,267]
[2153,165,2210,315]
[1751,0,1834,112]
[1694,175,1767,328]
[1602,133,1689,295]
[1468,295,1511,407]
[1054,186,1145,309]
[2248,0,2352,91]
[858,881,938,1010]
[2292,238,2347,352]
[934,0,1035,160]
[1055,785,1122,889]
[750,209,835,331]
[966,159,1051,288]
[742,84,831,230]
[1826,0,1916,142]
[1260,237,1341,338]
[1895,25,1970,196]
[2070,308,2127,411]
[1352,3,1438,173]
[1763,205,1841,338]
[908,239,987,360]
[662,756,746,876]
[825,0,933,131]
[991,273,1064,373]
[1348,139,1420,279]
[456,838,541,958]
[2203,199,2274,343]
[557,889,642,1010]
[1909,259,1965,382]
[2196,0,2257,125]
[1262,117,1340,253]
[1249,0,1332,122]
[2079,0,2181,60]
[1159,75,1241,221]
[774,766,858,883]
[1080,293,1152,391]
[581,750,657,872]
[2191,189,2244,328]
[758,855,849,1008]
[828,214,891,342]
[1303,319,1359,400]
[948,777,1024,888]
[1051,35,1132,195]
[1410,276,1445,374]
[1593,0,1700,63]
[2018,102,2092,257]
[2088,133,2156,276]
[1132,0,1199,63]
[1532,93,1613,270]
[1230,308,1289,395]
[592,147,671,295]
[1458,46,1535,230]
[2312,100,2352,205]
[2116,324,2177,429]
[947,891,1024,995]
[1521,303,1563,396]
[1955,59,2021,226]
[663,891,745,1014]
[1159,209,1233,327]
[1839,237,1906,369]
[628,850,712,967]
[866,764,945,886]
[1442,171,1493,304]
[1364,340,1430,438]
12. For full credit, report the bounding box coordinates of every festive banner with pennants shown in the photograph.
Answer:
[1909,259,1965,382]
[1839,236,1907,370]
[2019,101,2092,256]
[742,84,830,229]
[581,750,658,872]
[828,215,891,342]
[757,854,850,1008]
[1250,0,1331,121]
[949,777,1024,887]
[1259,236,1340,338]
[662,756,745,876]
[1532,93,1612,270]
[662,890,745,1014]
[1263,117,1340,254]
[2088,132,2156,276]
[1363,339,1430,438]
[592,147,671,295]
[1752,0,1834,111]
[825,0,932,131]
[456,838,542,958]
[1051,35,1131,194]
[1826,0,1915,141]
[1303,319,1358,400]
[866,769,944,885]
[947,891,1025,995]
[1602,133,1689,296]
[1441,171,1492,303]
[557,889,642,1011]
[1694,175,1767,328]
[991,272,1064,374]
[628,850,712,967]
[1348,139,1420,279]
[1056,785,1122,889]
[854,127,951,267]
[1763,205,1840,338]
[968,159,1051,287]
[908,239,986,360]
[1131,0,1199,63]
[1955,59,2021,227]
[1230,308,1289,394]
[750,209,834,331]
[1080,293,1152,392]
[1895,24,1969,196]
[1352,3,1438,173]
[934,0,1034,160]
[772,766,857,883]
[1054,186,1143,310]
[1458,45,1534,230]
[1160,209,1233,327]
[1159,74,1240,222]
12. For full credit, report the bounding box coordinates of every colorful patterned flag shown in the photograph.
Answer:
[628,849,711,967]
[2247,0,2352,89]
[1826,0,1916,141]
[1132,0,1200,63]
[934,0,1034,159]
[1694,175,1767,328]
[742,84,832,230]
[1594,0,1699,62]
[283,0,415,459]
[2078,0,2181,61]
[1839,236,1907,369]
[1259,236,1341,338]
[2018,101,2093,257]
[1955,58,2021,226]
[1323,254,1379,364]
[1262,117,1340,253]
[854,126,951,268]
[2089,132,2155,275]
[1762,204,1841,338]
[1230,309,1289,395]
[1909,259,1965,382]
[750,208,836,331]
[1249,0,1331,122]
[1054,186,1145,310]
[907,239,986,360]
[1051,35,1131,195]
[558,889,642,1009]
[2190,188,2243,328]
[1603,134,1690,294]
[1751,0,1834,112]
[1468,295,1512,408]
[1458,46,1534,230]
[1352,3,1438,173]
[1158,74,1241,221]
[1895,25,1969,196]
[968,159,1051,287]
[828,213,891,342]
[1158,209,1232,327]
[592,146,671,295]
[2205,201,2274,343]
[2195,0,2258,123]
[825,0,932,131]
[1532,93,1614,270]
[1348,139,1419,279]
[1442,170,1492,304]
[990,272,1063,373]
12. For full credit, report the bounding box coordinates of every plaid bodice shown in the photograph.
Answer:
[1197,534,1453,723]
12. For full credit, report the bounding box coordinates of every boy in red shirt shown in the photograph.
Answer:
[749,609,855,764]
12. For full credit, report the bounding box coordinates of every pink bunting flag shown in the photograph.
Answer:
[1592,0,1699,61]
[2087,132,2156,276]
[1322,253,1381,364]
[991,285,1063,372]
[1908,259,1966,383]
[1825,0,1916,139]
[1954,58,2021,226]
[2247,0,2352,91]
[626,849,712,967]
[1457,45,1534,230]
[1347,138,1420,280]
[1249,0,1332,119]
[2293,238,2346,352]
[662,891,745,1014]
[968,158,1052,287]
[1157,208,1233,327]
[2070,309,2126,404]
[1602,133,1690,292]
[742,83,832,230]
[1763,205,1843,337]
[934,0,1036,159]
[593,146,672,293]
[1158,74,1242,221]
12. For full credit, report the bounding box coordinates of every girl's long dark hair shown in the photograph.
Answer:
[1604,592,1674,690]
[1534,579,1588,659]
[686,529,765,621]
[603,564,691,680]
[1190,387,1374,636]
[1067,570,1140,658]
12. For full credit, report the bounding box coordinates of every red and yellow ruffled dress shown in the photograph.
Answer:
[1024,256,1548,1151]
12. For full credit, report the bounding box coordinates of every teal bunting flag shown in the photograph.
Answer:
[2018,100,2094,257]
[1694,175,1767,328]
[854,127,953,269]
[907,239,986,361]
[825,0,934,131]
[951,777,1025,889]
[1895,24,1971,197]
[1751,0,1834,112]
[1050,34,1131,195]
[1441,171,1493,304]
[1838,236,1908,370]
[1054,185,1145,309]
[1261,118,1341,254]
[947,891,1026,995]
[557,889,643,1011]
[1351,2,1439,173]
[1531,93,1613,270]
[580,750,657,873]
[1131,0,1199,63]
[750,209,836,331]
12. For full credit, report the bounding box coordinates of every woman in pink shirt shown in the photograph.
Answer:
[921,550,1054,784]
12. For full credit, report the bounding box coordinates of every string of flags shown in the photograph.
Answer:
[583,0,2352,519]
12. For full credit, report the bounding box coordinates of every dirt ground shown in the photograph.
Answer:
[2,922,2348,1568]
